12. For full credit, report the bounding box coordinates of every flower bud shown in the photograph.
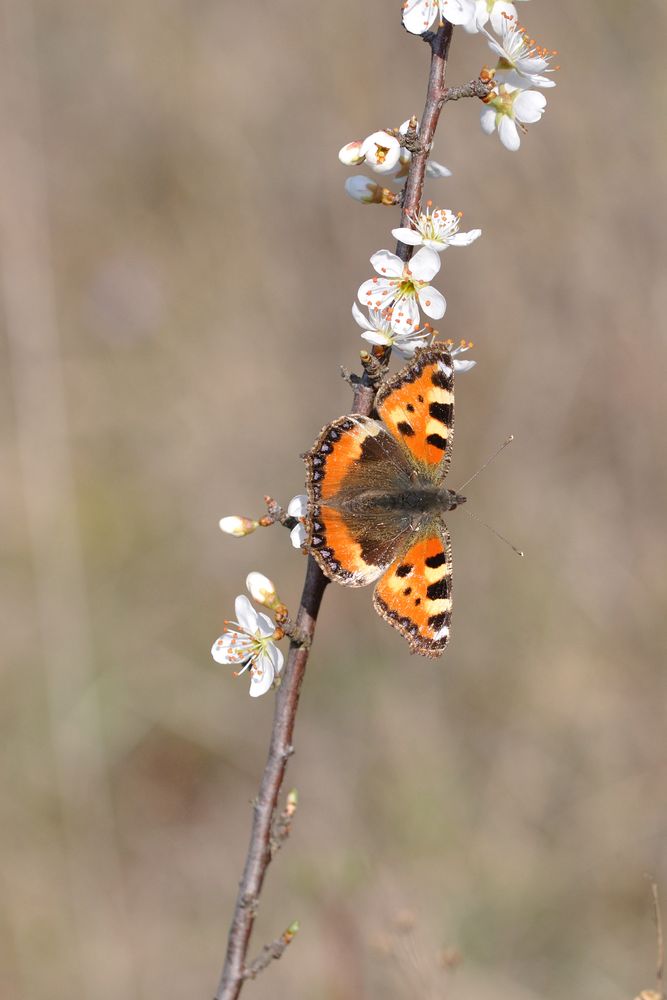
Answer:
[338,140,365,166]
[246,571,282,611]
[344,176,397,206]
[360,130,401,173]
[219,515,257,537]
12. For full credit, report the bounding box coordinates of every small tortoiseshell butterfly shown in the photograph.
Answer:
[304,343,466,657]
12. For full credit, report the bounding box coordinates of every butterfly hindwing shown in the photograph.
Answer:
[373,527,453,658]
[375,343,455,473]
[305,414,415,587]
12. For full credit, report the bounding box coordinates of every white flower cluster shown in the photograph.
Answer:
[351,202,481,357]
[399,3,557,151]
[339,120,451,206]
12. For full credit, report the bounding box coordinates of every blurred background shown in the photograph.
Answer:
[1,1,666,998]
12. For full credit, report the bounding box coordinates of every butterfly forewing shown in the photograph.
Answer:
[375,344,455,475]
[305,415,415,586]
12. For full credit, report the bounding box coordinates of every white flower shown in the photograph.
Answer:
[211,595,283,698]
[219,515,257,537]
[358,247,445,335]
[360,131,401,174]
[480,84,546,151]
[393,207,481,253]
[287,495,308,549]
[483,15,557,89]
[352,301,433,359]
[446,339,477,373]
[344,176,397,205]
[463,0,530,34]
[402,0,476,34]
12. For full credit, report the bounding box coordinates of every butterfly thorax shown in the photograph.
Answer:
[336,487,466,516]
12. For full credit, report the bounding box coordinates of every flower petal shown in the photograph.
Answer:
[408,246,441,282]
[287,494,308,517]
[255,611,275,638]
[338,140,365,166]
[370,249,403,278]
[234,594,258,633]
[439,0,477,26]
[490,2,518,34]
[453,359,476,373]
[211,635,235,664]
[358,278,396,311]
[390,295,421,334]
[402,0,439,34]
[265,642,284,675]
[351,301,372,331]
[417,285,446,320]
[480,106,497,135]
[344,175,378,203]
[249,657,274,698]
[246,571,277,607]
[425,160,452,178]
[361,330,391,346]
[514,89,547,123]
[391,227,423,246]
[448,228,482,246]
[290,523,307,549]
[498,115,521,151]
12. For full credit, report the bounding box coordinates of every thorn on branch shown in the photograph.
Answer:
[444,76,495,103]
[263,496,298,531]
[270,788,298,858]
[395,115,425,154]
[242,922,300,981]
[275,606,311,649]
[340,365,361,387]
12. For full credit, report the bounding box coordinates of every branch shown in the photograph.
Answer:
[397,23,454,257]
[214,20,458,1000]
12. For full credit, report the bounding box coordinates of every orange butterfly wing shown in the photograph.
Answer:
[375,343,454,473]
[373,530,453,657]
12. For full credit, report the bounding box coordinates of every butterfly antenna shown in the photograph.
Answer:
[460,506,524,558]
[456,435,514,493]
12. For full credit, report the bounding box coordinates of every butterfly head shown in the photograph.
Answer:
[446,490,467,510]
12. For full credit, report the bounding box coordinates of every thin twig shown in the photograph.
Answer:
[650,880,664,997]
[214,20,457,999]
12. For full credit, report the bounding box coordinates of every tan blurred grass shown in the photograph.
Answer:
[1,1,666,998]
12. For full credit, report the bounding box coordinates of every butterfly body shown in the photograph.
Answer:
[304,343,461,657]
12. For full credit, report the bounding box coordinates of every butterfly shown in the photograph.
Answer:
[303,342,466,657]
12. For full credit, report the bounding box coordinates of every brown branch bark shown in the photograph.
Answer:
[396,23,454,260]
[214,20,457,1000]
